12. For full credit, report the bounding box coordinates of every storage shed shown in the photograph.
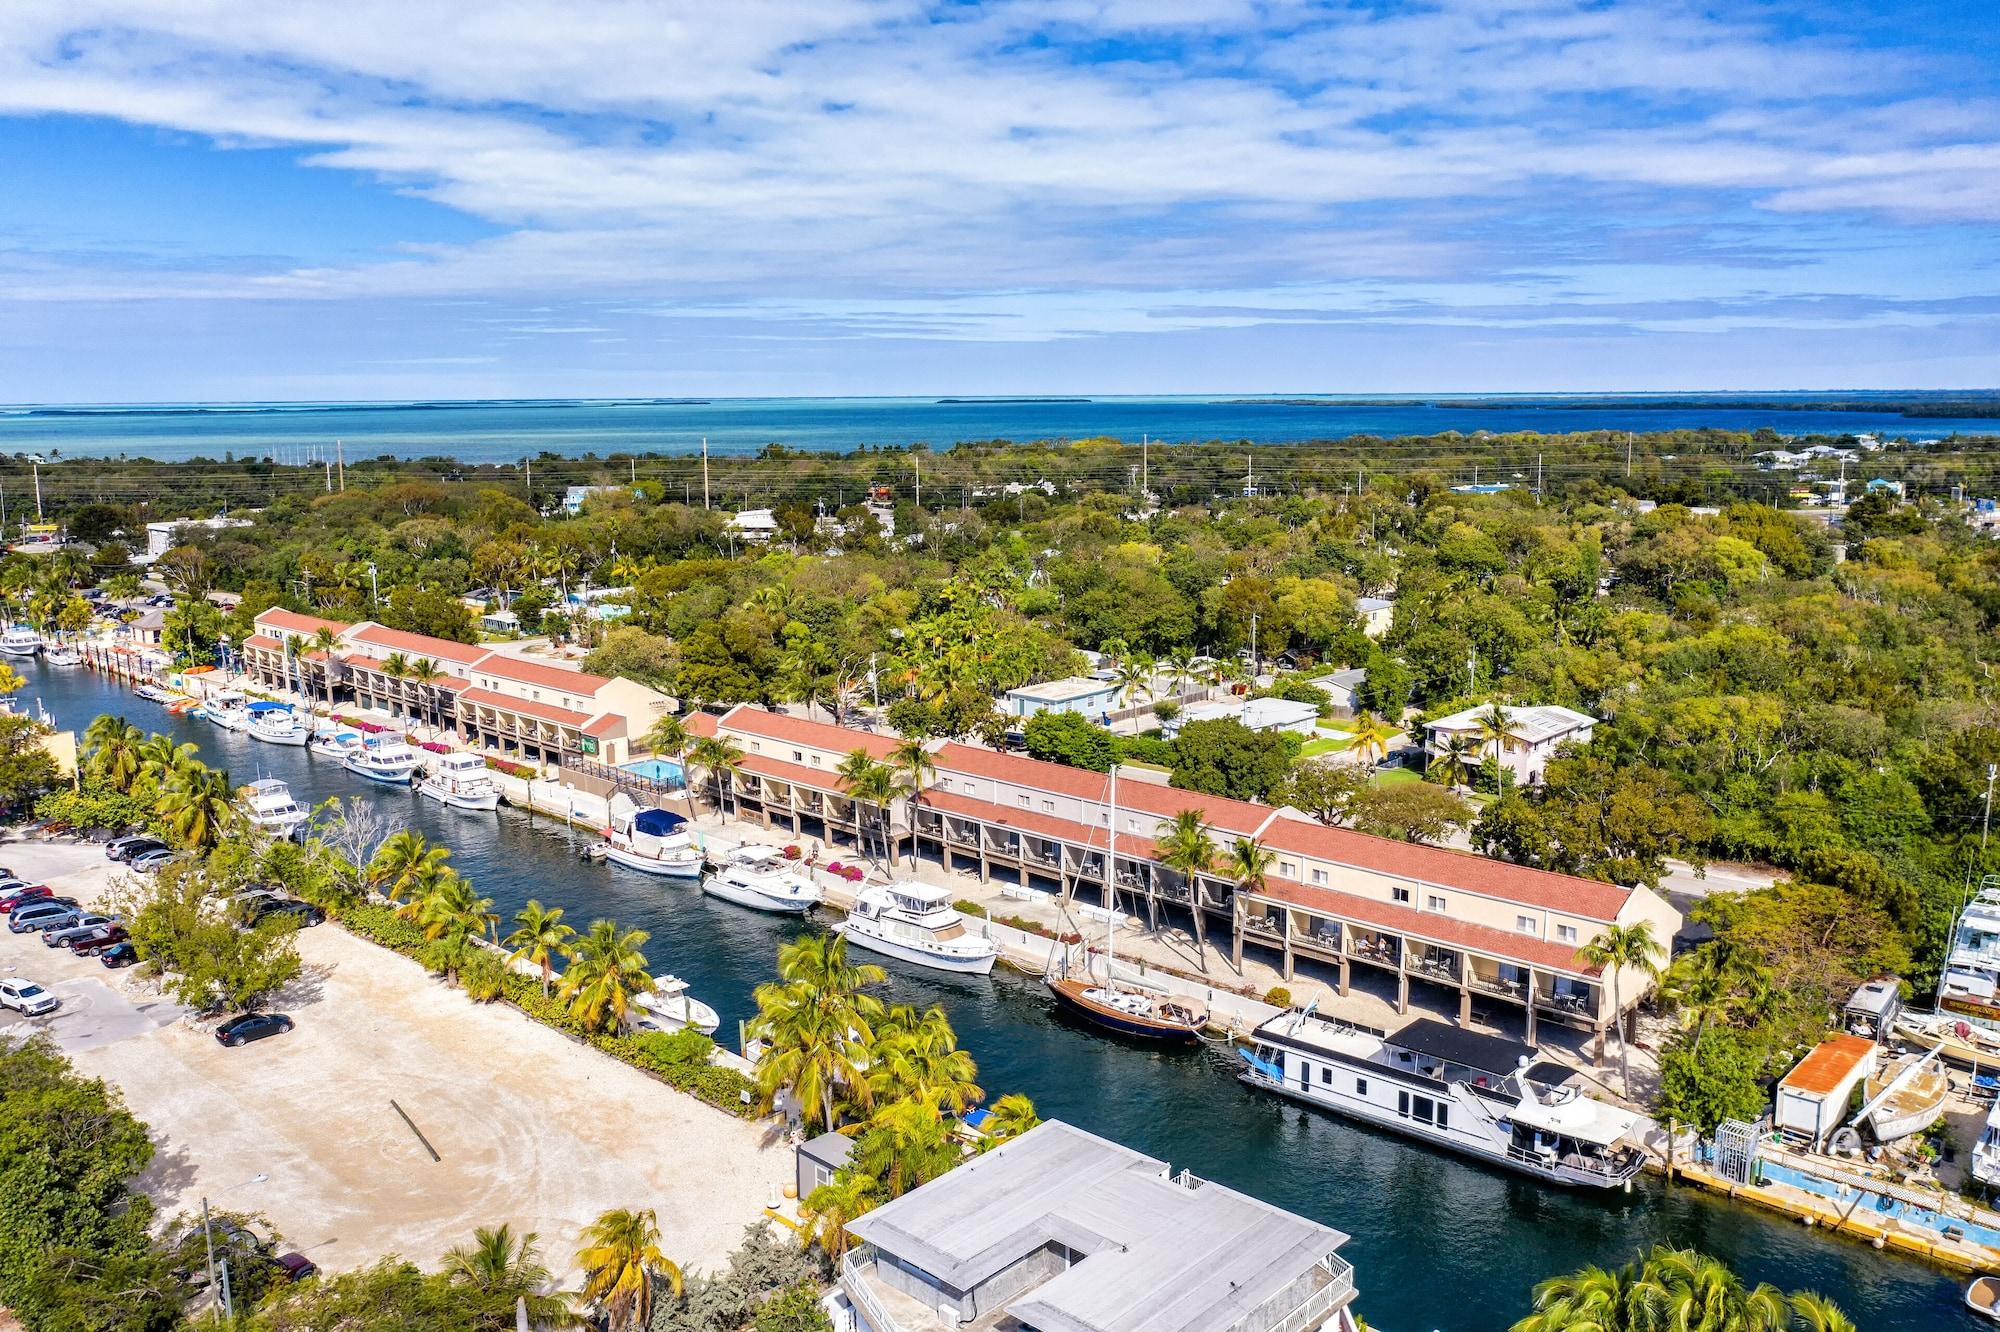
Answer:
[1775,1035,1878,1148]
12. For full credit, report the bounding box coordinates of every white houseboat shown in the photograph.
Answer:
[344,736,424,785]
[417,752,503,811]
[630,976,721,1036]
[599,803,704,879]
[0,627,41,658]
[701,846,822,914]
[835,880,999,975]
[247,702,311,746]
[1239,1009,1647,1189]
[241,777,311,839]
[201,691,252,731]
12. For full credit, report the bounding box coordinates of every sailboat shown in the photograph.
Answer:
[1042,764,1208,1043]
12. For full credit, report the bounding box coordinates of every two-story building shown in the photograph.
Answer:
[840,1120,1360,1332]
[1422,703,1596,788]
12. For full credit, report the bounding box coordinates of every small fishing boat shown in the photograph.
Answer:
[240,777,311,838]
[41,644,81,667]
[630,976,721,1036]
[308,724,364,760]
[134,683,172,703]
[246,702,311,746]
[416,752,503,811]
[836,881,999,975]
[1863,1049,1950,1142]
[0,627,41,658]
[599,801,704,879]
[202,691,252,731]
[344,736,423,785]
[701,846,822,914]
[1897,1009,2000,1069]
[1967,1275,2000,1323]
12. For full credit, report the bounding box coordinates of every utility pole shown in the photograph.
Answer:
[325,460,332,492]
[701,437,710,509]
[1985,762,1996,850]
[1625,433,1633,478]
[31,458,41,521]
[1536,452,1544,503]
[201,1197,219,1322]
[1141,433,1149,496]
[914,454,921,509]
[336,439,345,490]
[1250,612,1259,680]
[525,455,532,500]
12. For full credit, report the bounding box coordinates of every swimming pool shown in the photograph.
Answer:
[1760,1160,2000,1248]
[622,758,685,785]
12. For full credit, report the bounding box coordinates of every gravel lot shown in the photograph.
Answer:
[0,838,791,1279]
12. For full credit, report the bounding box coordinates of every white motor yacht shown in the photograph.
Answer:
[836,880,999,975]
[1239,1008,1647,1188]
[1975,1101,2000,1189]
[630,977,721,1036]
[416,752,503,811]
[598,800,704,879]
[241,777,311,838]
[0,627,42,658]
[344,736,423,785]
[201,691,252,731]
[1939,885,2000,1034]
[41,644,81,667]
[246,703,310,746]
[701,846,822,914]
[308,724,364,760]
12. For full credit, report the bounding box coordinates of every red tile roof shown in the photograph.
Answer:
[241,634,283,652]
[1257,876,1598,976]
[474,654,612,695]
[684,713,719,738]
[346,623,491,666]
[718,704,899,759]
[1779,1035,1876,1095]
[738,753,851,791]
[922,789,1162,861]
[934,742,1107,800]
[1258,819,1631,921]
[457,686,591,727]
[582,713,623,739]
[255,608,352,637]
[1115,778,1277,838]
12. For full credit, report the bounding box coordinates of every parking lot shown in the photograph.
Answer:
[0,840,791,1279]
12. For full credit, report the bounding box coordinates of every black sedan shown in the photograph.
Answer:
[215,1013,294,1047]
[99,942,140,969]
[249,899,326,928]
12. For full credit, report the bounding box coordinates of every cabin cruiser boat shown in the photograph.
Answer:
[630,976,721,1036]
[836,880,999,975]
[200,691,252,731]
[308,724,365,760]
[1239,1009,1647,1188]
[246,702,310,746]
[41,644,81,667]
[344,736,423,785]
[701,846,822,914]
[1861,1048,1950,1142]
[597,799,704,879]
[1939,884,2000,1033]
[240,777,311,838]
[0,627,41,658]
[416,752,502,812]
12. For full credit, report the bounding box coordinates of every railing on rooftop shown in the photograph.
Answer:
[841,1247,911,1332]
[1222,1255,1356,1332]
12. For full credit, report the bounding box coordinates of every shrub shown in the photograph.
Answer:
[755,1284,833,1332]
[458,949,506,1001]
[1263,986,1293,1008]
[627,1028,717,1072]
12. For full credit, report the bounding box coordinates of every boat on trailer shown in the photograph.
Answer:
[1861,1047,1950,1142]
[1238,1008,1647,1189]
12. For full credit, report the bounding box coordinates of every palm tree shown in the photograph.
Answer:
[83,715,145,793]
[843,756,904,867]
[441,1224,571,1332]
[1113,656,1151,710]
[686,735,744,823]
[310,625,343,716]
[1642,1245,1788,1332]
[1512,1261,1647,1332]
[408,656,445,739]
[1162,646,1197,702]
[857,1098,962,1198]
[751,933,886,1132]
[1471,702,1514,795]
[1788,1291,1858,1332]
[505,899,576,996]
[0,663,22,697]
[406,872,498,945]
[559,919,655,1033]
[1659,943,1768,1059]
[369,830,453,902]
[576,1207,679,1332]
[799,1171,880,1261]
[1427,731,1479,788]
[1347,710,1395,767]
[1228,836,1274,898]
[1154,810,1219,963]
[980,1092,1041,1147]
[380,651,410,721]
[867,1004,982,1116]
[159,767,235,850]
[134,734,200,800]
[643,715,697,818]
[1580,921,1665,1095]
[888,737,936,855]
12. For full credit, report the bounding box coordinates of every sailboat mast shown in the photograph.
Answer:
[1106,764,1118,984]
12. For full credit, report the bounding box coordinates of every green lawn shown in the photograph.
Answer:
[1299,734,1353,758]
[1369,766,1422,788]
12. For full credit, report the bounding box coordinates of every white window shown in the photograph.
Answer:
[1280,860,1297,876]
[1042,800,1055,812]
[1426,894,1446,912]
[1311,868,1327,885]
[1392,887,1411,904]
[1517,915,1536,934]
[1017,794,1030,808]
[1556,924,1578,944]
[792,750,803,762]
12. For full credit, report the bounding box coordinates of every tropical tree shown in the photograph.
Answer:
[1347,711,1395,767]
[855,1098,963,1198]
[1580,921,1666,1095]
[686,734,744,822]
[1472,703,1514,795]
[369,830,453,903]
[1427,731,1479,787]
[643,715,697,819]
[0,663,22,697]
[1113,656,1151,710]
[409,656,446,738]
[1154,809,1219,962]
[1162,646,1198,702]
[133,734,200,800]
[505,899,576,996]
[1659,943,1770,1059]
[841,754,904,867]
[888,737,936,846]
[441,1223,573,1331]
[981,1092,1041,1147]
[1788,1291,1858,1332]
[381,651,411,721]
[83,714,145,793]
[159,766,235,849]
[576,1207,680,1332]
[799,1171,880,1260]
[311,625,343,715]
[751,933,886,1132]
[867,1004,982,1116]
[1511,1244,1844,1332]
[1227,836,1274,899]
[559,918,655,1032]
[404,872,499,955]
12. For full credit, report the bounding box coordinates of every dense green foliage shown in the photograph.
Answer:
[1512,1244,1852,1332]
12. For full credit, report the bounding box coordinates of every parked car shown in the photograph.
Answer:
[130,849,177,873]
[215,1013,293,1047]
[107,834,167,862]
[0,884,53,912]
[98,942,139,969]
[249,899,325,928]
[0,978,58,1016]
[43,915,114,947]
[0,877,30,896]
[271,1253,317,1283]
[9,901,80,933]
[64,925,128,955]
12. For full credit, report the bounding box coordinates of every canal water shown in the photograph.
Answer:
[25,662,1969,1330]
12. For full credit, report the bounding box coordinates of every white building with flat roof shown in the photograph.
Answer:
[1423,703,1596,788]
[144,515,252,560]
[1003,676,1123,721]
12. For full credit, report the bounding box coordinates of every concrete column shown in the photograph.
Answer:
[1396,968,1410,1014]
[1458,986,1472,1026]
[1232,898,1245,969]
[1283,931,1295,982]
[1592,1023,1607,1064]
[1338,955,1351,997]
[1525,978,1539,1046]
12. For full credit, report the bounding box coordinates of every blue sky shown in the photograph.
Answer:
[0,0,1996,401]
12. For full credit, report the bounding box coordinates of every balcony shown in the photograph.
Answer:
[1347,933,1399,967]
[1223,1255,1356,1332]
[1468,967,1529,1001]
[1291,920,1342,955]
[1536,985,1598,1019]
[1242,912,1283,939]
[1409,949,1460,984]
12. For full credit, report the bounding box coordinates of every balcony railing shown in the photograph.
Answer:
[1469,971,1527,1000]
[1220,1255,1355,1332]
[840,1249,909,1332]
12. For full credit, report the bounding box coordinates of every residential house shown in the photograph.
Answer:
[728,509,781,542]
[1311,667,1368,718]
[1423,703,1596,788]
[143,515,253,560]
[839,1120,1360,1332]
[1162,696,1318,740]
[1001,677,1123,722]
[1354,596,1394,638]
